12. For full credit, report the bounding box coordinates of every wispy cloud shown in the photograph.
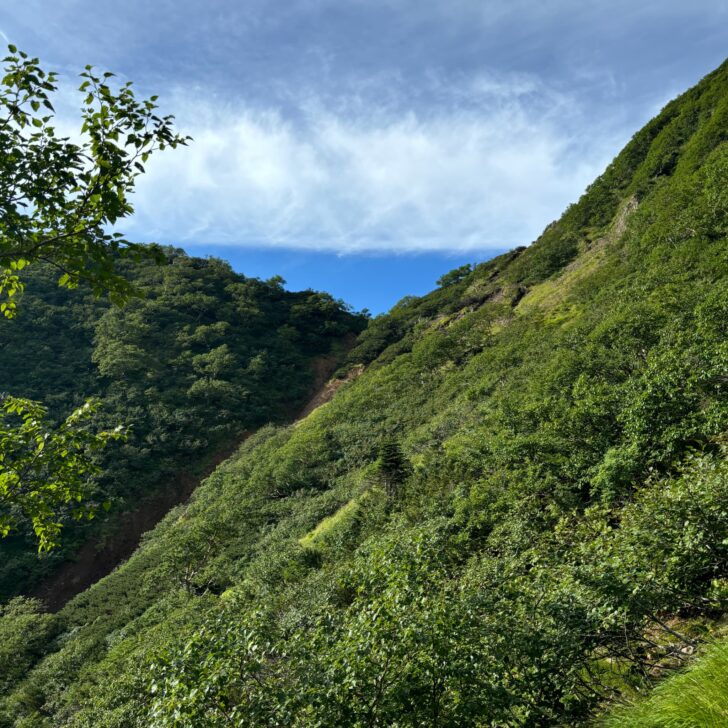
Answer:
[9,0,722,254]
[121,73,625,252]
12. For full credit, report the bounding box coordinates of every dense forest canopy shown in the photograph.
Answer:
[0,252,365,599]
[0,50,727,728]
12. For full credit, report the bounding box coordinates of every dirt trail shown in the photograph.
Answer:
[31,351,357,612]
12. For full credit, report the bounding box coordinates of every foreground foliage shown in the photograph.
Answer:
[0,397,123,551]
[0,45,186,553]
[0,45,188,312]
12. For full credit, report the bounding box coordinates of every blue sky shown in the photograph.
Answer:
[2,1,727,312]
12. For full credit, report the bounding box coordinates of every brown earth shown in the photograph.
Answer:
[31,438,250,612]
[294,363,364,422]
[31,347,359,612]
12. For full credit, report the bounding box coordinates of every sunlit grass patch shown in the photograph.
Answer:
[603,639,728,728]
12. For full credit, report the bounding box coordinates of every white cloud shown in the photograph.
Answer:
[118,73,625,252]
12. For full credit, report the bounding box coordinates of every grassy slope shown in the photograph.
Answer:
[0,60,727,726]
[603,639,728,727]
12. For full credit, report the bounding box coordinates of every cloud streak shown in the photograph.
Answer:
[123,73,625,253]
[6,1,726,254]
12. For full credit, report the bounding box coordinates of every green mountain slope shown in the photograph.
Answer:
[0,252,364,601]
[1,60,727,727]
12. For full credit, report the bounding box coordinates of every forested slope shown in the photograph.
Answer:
[1,59,727,727]
[0,252,364,601]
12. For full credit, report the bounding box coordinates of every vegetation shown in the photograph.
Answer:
[0,397,124,552]
[603,639,728,727]
[0,51,727,728]
[0,45,188,311]
[0,44,187,553]
[0,254,365,599]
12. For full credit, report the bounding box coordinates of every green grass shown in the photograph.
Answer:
[603,640,728,727]
[299,492,368,549]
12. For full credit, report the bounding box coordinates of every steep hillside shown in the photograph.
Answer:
[1,60,727,727]
[0,252,365,601]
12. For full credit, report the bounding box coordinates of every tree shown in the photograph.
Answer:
[0,397,124,552]
[436,263,472,288]
[0,46,188,549]
[0,45,189,316]
[376,437,410,497]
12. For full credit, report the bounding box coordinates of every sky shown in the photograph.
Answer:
[2,1,728,313]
